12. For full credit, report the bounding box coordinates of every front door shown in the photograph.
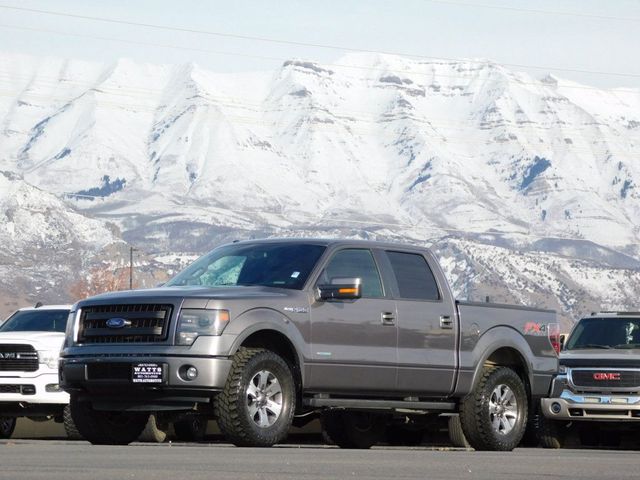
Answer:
[308,248,397,394]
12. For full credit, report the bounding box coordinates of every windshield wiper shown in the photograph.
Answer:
[613,344,640,349]
[570,344,612,349]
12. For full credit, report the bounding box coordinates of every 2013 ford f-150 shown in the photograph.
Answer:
[60,239,558,450]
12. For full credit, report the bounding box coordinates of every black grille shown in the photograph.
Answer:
[571,369,640,390]
[78,304,173,344]
[0,385,20,394]
[0,344,38,372]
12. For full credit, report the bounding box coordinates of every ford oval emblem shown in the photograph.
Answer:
[106,317,128,329]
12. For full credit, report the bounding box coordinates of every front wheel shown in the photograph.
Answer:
[0,417,16,439]
[70,395,149,445]
[534,412,566,449]
[215,348,295,447]
[459,366,528,451]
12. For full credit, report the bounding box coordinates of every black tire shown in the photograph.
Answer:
[69,395,149,445]
[0,416,16,439]
[321,411,386,449]
[173,414,207,442]
[138,413,169,443]
[63,405,83,440]
[215,348,295,447]
[448,415,471,448]
[534,412,565,449]
[459,366,528,451]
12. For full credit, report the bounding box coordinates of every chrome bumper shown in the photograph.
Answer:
[542,389,640,422]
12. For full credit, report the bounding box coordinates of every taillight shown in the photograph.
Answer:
[548,323,561,355]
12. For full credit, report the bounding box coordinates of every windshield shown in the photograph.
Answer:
[0,309,70,333]
[565,317,640,350]
[166,243,326,290]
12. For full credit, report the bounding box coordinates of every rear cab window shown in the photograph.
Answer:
[385,250,440,301]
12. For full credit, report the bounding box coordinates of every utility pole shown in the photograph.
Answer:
[129,246,138,290]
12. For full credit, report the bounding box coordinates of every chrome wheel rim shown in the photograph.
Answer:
[489,384,518,435]
[246,370,283,428]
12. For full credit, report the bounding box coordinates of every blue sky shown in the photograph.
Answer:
[0,0,638,88]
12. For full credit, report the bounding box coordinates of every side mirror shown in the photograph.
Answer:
[317,277,362,301]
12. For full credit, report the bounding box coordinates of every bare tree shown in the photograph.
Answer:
[69,265,129,301]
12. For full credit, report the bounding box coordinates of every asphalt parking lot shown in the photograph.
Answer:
[0,440,638,480]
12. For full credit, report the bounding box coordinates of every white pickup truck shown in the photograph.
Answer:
[0,304,75,438]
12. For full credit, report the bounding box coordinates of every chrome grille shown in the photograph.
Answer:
[571,369,640,390]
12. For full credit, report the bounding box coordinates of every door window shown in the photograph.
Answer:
[386,251,440,301]
[321,249,384,298]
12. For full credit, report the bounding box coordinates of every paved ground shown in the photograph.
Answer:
[0,440,638,480]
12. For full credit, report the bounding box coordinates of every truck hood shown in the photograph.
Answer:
[0,331,65,350]
[560,348,640,368]
[79,285,293,305]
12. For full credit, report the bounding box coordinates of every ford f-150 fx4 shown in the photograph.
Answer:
[60,239,558,450]
[540,312,640,448]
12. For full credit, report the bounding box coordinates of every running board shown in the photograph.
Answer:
[303,397,455,411]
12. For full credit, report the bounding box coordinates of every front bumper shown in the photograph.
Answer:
[541,390,640,422]
[0,370,68,405]
[60,355,233,411]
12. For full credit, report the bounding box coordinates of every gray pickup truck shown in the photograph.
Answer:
[60,239,558,450]
[540,312,640,448]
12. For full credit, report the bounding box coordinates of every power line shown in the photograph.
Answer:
[1,4,640,79]
[422,0,640,22]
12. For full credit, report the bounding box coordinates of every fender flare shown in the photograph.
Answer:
[226,307,307,383]
[469,326,536,394]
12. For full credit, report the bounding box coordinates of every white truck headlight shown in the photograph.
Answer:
[40,350,61,369]
[176,309,230,346]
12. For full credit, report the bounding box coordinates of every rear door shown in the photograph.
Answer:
[308,247,398,394]
[380,249,457,395]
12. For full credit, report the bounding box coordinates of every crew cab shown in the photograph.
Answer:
[60,239,558,450]
[0,304,73,438]
[540,312,640,448]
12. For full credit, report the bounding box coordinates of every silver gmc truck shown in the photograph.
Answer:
[540,312,640,448]
[60,239,558,450]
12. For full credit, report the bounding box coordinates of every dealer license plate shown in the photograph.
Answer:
[132,363,164,383]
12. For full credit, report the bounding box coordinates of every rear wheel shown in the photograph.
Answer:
[70,395,149,445]
[0,417,16,439]
[459,366,528,451]
[173,414,207,442]
[215,348,295,447]
[321,411,387,449]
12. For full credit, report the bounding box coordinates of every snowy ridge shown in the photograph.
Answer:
[0,52,638,324]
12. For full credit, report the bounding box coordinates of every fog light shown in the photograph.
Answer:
[186,366,198,380]
[551,402,562,414]
[45,384,62,393]
[21,385,36,395]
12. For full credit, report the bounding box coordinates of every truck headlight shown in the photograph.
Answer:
[176,309,230,346]
[40,350,60,370]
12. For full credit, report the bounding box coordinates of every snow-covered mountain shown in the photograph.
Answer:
[0,51,638,326]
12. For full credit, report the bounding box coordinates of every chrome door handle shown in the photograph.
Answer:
[381,312,395,326]
[440,315,453,329]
